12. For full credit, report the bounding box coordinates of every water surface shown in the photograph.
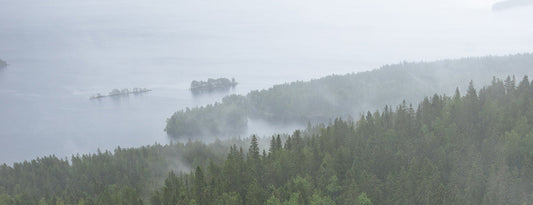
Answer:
[1,0,532,164]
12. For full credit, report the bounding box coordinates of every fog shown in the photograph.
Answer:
[493,0,533,10]
[0,0,532,164]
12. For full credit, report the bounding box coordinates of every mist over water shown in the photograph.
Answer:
[0,0,532,164]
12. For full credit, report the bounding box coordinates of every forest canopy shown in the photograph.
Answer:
[190,78,237,94]
[166,53,533,138]
[165,95,249,138]
[2,76,533,204]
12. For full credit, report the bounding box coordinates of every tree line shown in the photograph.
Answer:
[2,76,533,204]
[154,76,533,204]
[166,53,533,138]
[0,141,232,205]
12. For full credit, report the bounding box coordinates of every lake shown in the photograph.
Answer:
[1,0,532,164]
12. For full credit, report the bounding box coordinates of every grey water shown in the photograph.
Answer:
[1,0,532,164]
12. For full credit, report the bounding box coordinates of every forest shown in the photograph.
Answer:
[190,78,238,94]
[2,76,533,204]
[0,140,234,205]
[90,88,152,100]
[165,53,533,138]
[165,95,249,138]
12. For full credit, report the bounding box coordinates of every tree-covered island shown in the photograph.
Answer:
[90,88,151,100]
[190,78,237,94]
[0,59,7,68]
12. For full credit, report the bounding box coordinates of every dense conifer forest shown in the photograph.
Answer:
[0,141,232,204]
[165,54,533,138]
[2,76,533,204]
[190,78,237,94]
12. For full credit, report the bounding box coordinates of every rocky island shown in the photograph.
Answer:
[190,78,237,94]
[0,58,8,68]
[90,88,151,100]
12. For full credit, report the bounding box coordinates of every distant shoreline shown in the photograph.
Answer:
[90,88,151,100]
[0,58,7,68]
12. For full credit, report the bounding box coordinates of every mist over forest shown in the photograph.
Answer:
[1,0,533,204]
[165,54,533,139]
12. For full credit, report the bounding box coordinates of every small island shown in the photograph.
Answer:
[190,78,237,94]
[0,58,8,68]
[90,88,151,100]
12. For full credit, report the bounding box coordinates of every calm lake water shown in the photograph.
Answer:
[1,0,532,164]
[0,56,317,164]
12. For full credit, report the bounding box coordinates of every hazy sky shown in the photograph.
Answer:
[493,0,533,10]
[1,0,532,70]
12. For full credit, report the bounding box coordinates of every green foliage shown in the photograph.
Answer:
[0,194,14,205]
[0,141,229,204]
[358,192,372,205]
[244,180,264,205]
[165,95,248,138]
[190,78,237,94]
[265,195,282,205]
[285,192,304,205]
[214,192,241,205]
[5,75,533,204]
[166,53,533,138]
[310,192,335,205]
[91,87,151,99]
[154,76,533,204]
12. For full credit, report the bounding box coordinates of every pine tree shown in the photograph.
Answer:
[193,166,206,204]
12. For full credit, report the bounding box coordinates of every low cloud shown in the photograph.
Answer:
[492,0,533,11]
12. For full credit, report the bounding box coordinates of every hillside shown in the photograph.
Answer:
[0,141,233,204]
[2,76,533,204]
[166,53,533,138]
[154,76,533,204]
